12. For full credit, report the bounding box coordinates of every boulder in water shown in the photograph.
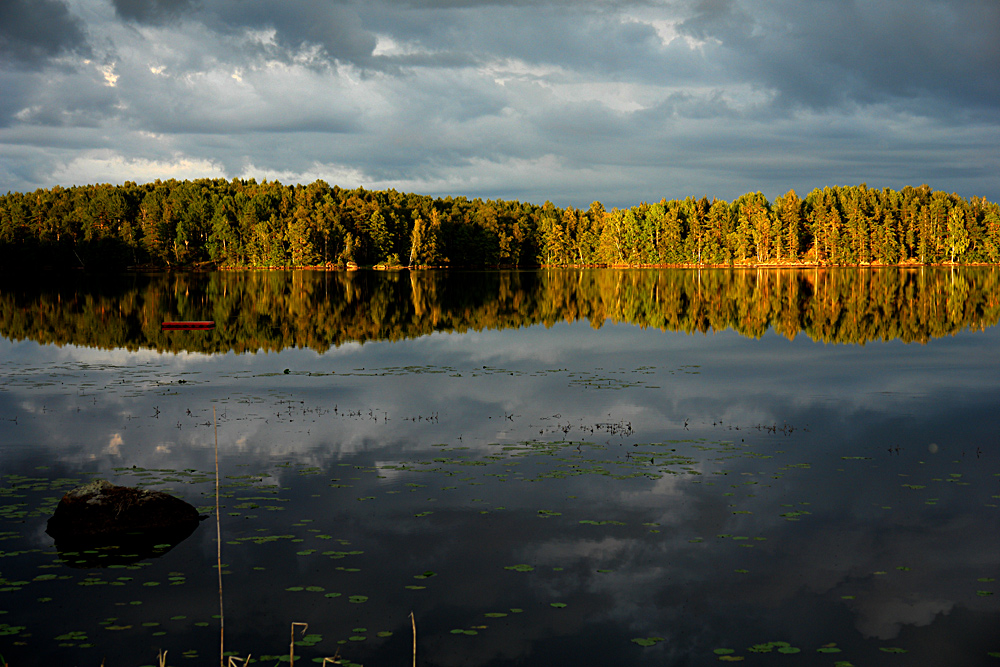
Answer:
[46,479,202,541]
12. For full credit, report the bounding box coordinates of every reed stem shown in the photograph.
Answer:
[411,611,417,667]
[290,622,308,667]
[215,406,224,666]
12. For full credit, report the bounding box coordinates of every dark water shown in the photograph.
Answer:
[0,269,998,666]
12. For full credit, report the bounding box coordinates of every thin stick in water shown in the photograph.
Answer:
[215,406,224,666]
[411,611,417,667]
[290,622,308,667]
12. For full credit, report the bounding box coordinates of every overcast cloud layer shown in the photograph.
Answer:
[1,0,998,207]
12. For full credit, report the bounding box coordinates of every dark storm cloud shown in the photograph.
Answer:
[112,0,377,64]
[358,3,672,77]
[0,0,998,204]
[678,0,1000,117]
[0,71,34,127]
[210,0,377,64]
[398,0,660,6]
[0,0,90,67]
[111,0,197,24]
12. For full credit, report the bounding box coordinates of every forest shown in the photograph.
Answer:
[1,180,999,270]
[1,267,997,351]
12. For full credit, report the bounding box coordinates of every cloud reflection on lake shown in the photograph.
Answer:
[0,270,998,665]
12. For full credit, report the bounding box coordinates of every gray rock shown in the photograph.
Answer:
[46,479,201,541]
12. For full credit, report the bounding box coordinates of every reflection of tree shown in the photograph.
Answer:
[1,268,999,352]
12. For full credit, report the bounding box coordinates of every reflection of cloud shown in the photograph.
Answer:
[853,595,954,640]
[532,536,635,564]
[374,460,410,483]
[106,432,124,455]
[3,317,999,665]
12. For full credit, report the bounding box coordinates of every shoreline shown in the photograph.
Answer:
[122,260,997,272]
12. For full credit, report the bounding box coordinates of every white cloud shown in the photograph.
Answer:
[98,62,119,86]
[50,151,224,186]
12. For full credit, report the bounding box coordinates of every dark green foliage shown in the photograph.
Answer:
[1,180,997,270]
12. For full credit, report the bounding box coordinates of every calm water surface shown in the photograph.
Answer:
[1,269,998,666]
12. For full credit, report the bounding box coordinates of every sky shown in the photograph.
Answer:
[0,0,998,209]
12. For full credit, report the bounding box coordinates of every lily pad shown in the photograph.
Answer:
[631,637,664,647]
[504,564,534,572]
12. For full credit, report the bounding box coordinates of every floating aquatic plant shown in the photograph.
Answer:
[631,637,664,647]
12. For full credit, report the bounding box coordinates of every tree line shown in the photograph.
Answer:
[1,179,999,270]
[2,267,996,351]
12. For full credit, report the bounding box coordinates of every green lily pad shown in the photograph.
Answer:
[504,564,534,572]
[631,637,664,647]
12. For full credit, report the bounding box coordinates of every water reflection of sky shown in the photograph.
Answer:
[1,321,998,665]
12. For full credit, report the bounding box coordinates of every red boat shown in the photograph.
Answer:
[161,321,215,331]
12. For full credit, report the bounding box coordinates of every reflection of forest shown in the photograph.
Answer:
[2,268,998,352]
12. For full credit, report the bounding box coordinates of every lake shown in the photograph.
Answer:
[1,268,998,666]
